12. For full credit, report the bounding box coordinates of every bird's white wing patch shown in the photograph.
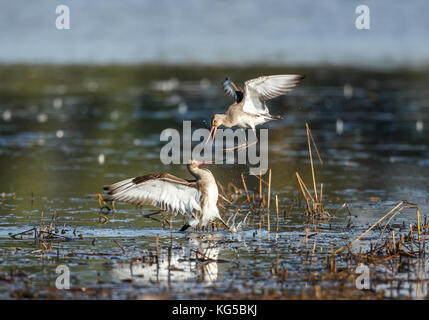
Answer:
[104,178,201,218]
[243,75,304,115]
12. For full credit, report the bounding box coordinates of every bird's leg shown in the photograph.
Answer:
[224,128,259,151]
[217,216,230,231]
[224,128,258,152]
[179,222,190,232]
[142,210,162,218]
[179,218,199,231]
[242,136,259,150]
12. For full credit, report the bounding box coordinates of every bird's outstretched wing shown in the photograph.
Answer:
[222,77,244,103]
[103,173,201,218]
[242,75,304,115]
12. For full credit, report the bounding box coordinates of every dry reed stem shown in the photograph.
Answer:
[306,122,323,165]
[253,175,269,187]
[113,240,126,254]
[295,173,316,203]
[296,173,312,214]
[295,123,327,217]
[379,201,420,241]
[275,195,279,232]
[306,123,318,204]
[332,201,404,256]
[219,194,233,205]
[241,173,251,204]
[216,181,228,199]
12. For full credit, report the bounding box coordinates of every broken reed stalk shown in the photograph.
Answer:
[332,200,422,256]
[113,239,126,254]
[241,173,251,204]
[306,123,318,204]
[40,211,44,233]
[219,194,233,205]
[267,169,272,232]
[295,124,326,217]
[216,181,230,202]
[332,201,404,255]
[306,122,323,165]
[379,201,420,240]
[296,172,314,214]
[417,206,421,244]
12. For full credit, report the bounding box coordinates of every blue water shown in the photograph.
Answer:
[1,0,428,67]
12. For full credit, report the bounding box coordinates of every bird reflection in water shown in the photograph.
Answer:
[110,234,220,285]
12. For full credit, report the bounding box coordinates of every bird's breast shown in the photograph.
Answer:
[198,179,218,208]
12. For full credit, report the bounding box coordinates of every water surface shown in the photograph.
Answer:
[0,65,428,299]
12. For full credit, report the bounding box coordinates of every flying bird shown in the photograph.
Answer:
[102,160,229,231]
[207,74,305,149]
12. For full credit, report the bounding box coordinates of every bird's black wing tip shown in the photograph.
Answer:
[179,223,190,232]
[102,185,113,193]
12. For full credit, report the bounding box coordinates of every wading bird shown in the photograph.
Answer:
[102,160,229,231]
[207,74,304,149]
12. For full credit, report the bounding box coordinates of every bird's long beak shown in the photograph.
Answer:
[210,126,217,147]
[205,126,217,147]
[197,160,212,167]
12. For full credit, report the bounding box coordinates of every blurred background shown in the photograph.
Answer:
[1,0,428,67]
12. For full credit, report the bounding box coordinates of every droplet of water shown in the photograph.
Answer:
[37,113,48,123]
[155,78,179,92]
[56,130,64,138]
[167,94,181,105]
[98,154,105,164]
[416,120,423,132]
[178,102,188,114]
[2,110,12,122]
[110,111,120,121]
[53,97,63,109]
[87,81,99,92]
[336,118,344,134]
[343,84,353,99]
[200,78,210,89]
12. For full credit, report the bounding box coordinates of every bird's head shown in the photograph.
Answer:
[188,159,211,170]
[211,114,226,128]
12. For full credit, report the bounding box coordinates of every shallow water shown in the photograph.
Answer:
[0,65,428,299]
